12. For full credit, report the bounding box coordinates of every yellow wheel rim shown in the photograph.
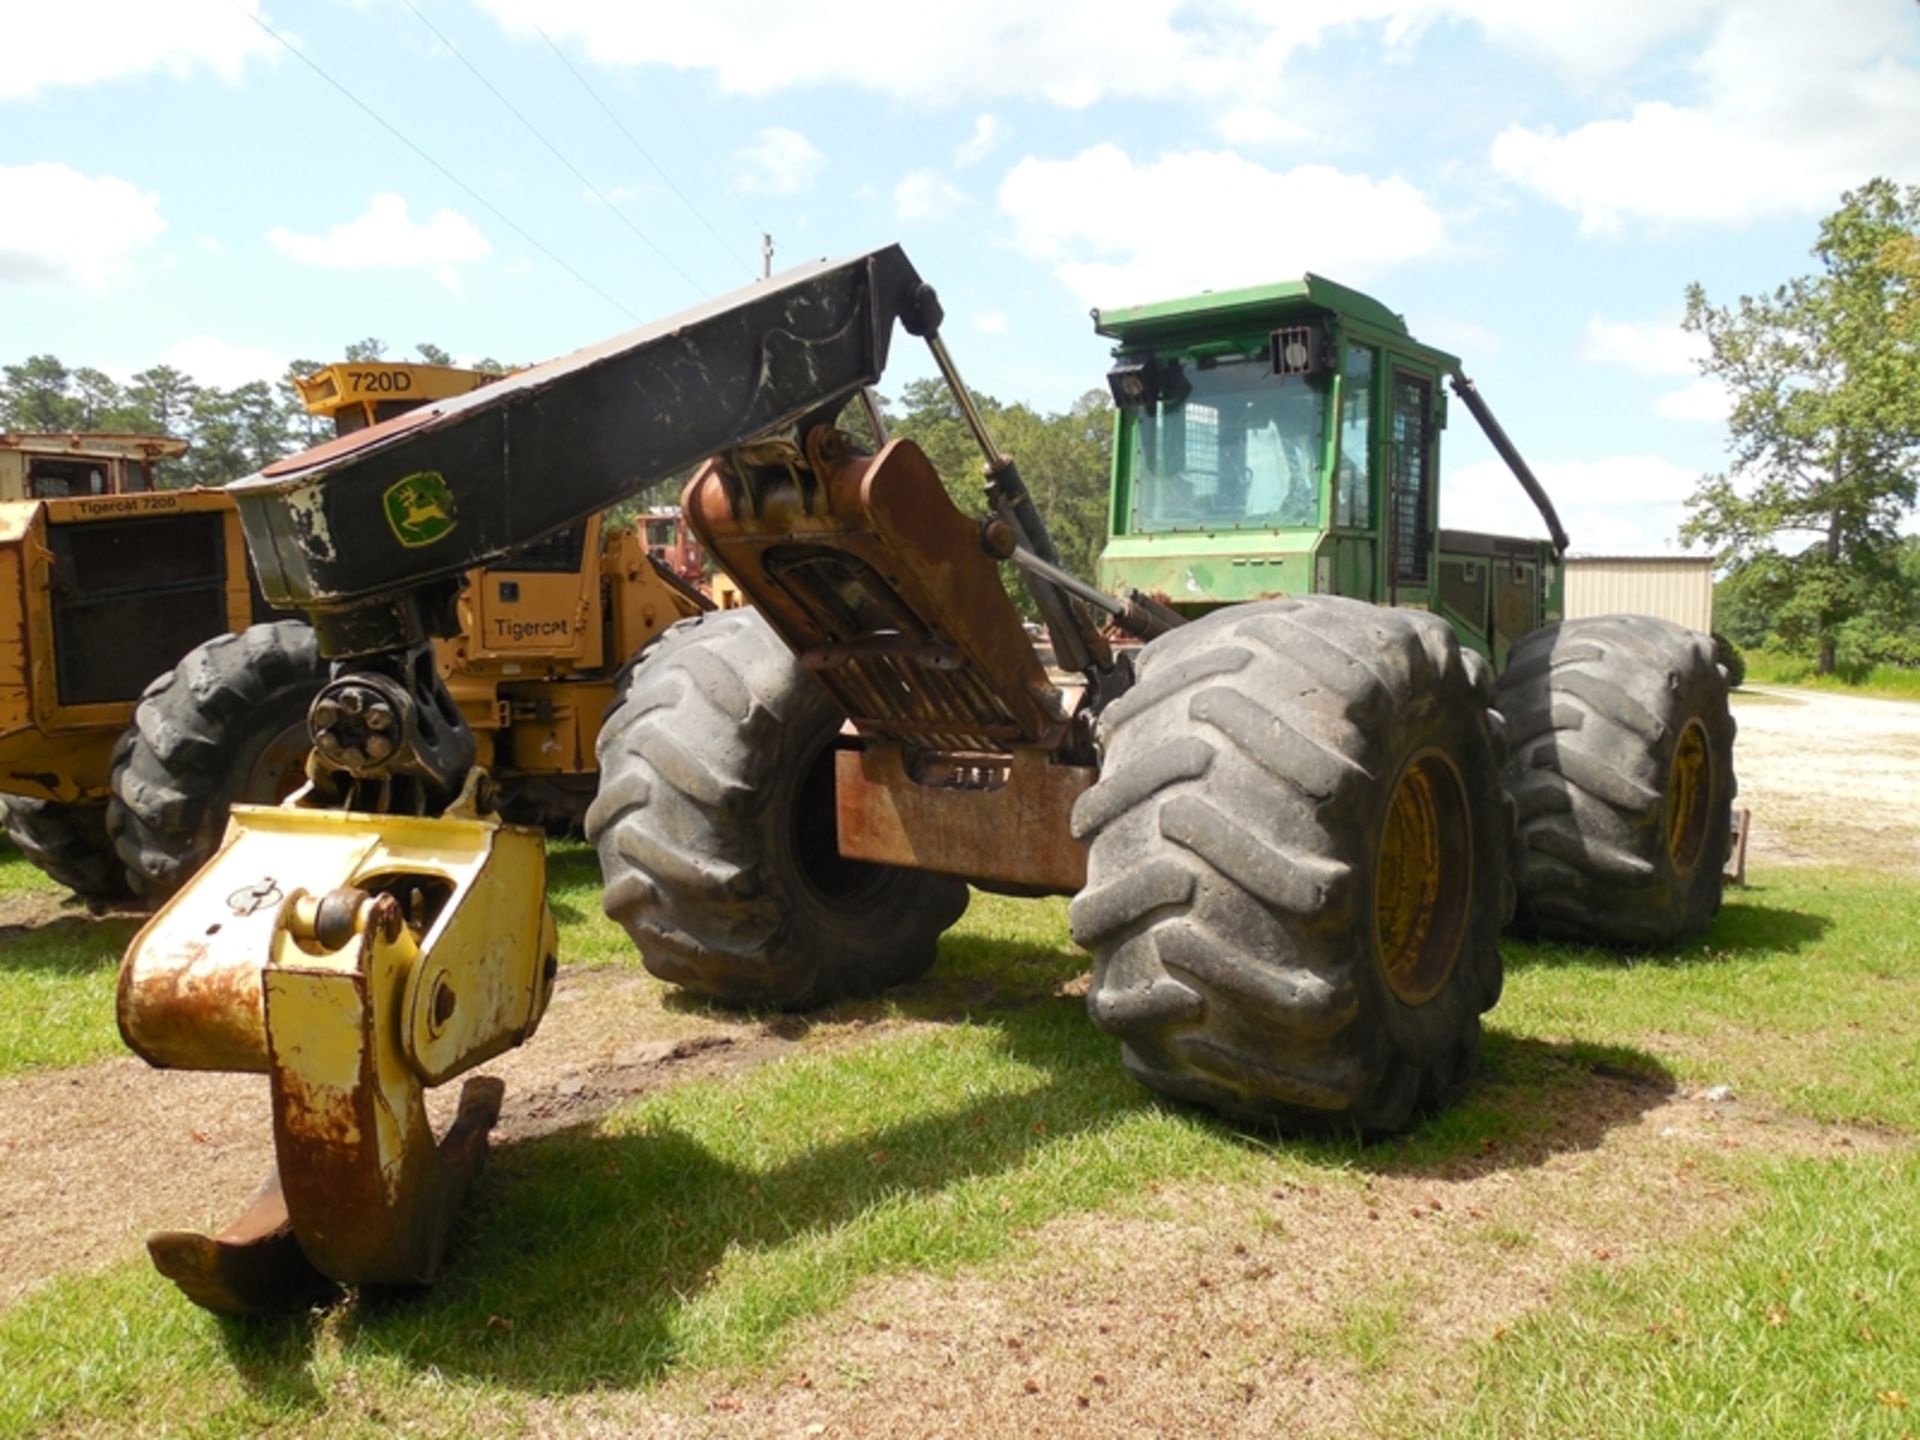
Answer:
[1374,748,1473,1007]
[1666,718,1712,876]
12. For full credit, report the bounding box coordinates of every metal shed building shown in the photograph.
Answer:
[1563,555,1715,633]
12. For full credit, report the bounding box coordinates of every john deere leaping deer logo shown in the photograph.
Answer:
[382,471,457,548]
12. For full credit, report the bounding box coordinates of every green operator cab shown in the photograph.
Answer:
[1096,274,1563,669]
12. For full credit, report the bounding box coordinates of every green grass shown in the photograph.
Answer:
[1435,1150,1920,1439]
[0,956,1295,1436]
[1497,874,1920,1128]
[0,851,1916,1438]
[1744,649,1920,699]
[0,844,142,1074]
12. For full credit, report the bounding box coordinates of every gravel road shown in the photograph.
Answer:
[1729,685,1920,873]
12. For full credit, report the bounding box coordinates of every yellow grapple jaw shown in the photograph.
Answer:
[118,799,556,1313]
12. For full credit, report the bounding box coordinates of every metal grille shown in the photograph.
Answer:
[1390,376,1432,585]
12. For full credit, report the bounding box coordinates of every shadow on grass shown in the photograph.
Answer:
[213,933,1673,1400]
[1506,888,1831,972]
[213,1313,326,1412]
[542,845,604,927]
[0,913,139,974]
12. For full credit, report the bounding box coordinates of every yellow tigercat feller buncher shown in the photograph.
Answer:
[1,386,705,902]
[122,246,1733,1315]
[284,362,710,835]
[0,364,704,908]
[0,430,260,896]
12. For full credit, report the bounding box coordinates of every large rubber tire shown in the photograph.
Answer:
[1070,596,1510,1134]
[107,621,327,903]
[587,608,971,1009]
[1494,615,1736,947]
[0,796,134,900]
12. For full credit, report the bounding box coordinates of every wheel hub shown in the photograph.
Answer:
[1375,748,1473,1007]
[1666,718,1712,875]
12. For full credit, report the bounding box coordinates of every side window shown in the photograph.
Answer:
[1390,373,1434,585]
[1336,346,1373,529]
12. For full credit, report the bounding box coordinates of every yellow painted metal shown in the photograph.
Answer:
[0,432,188,502]
[118,795,556,1290]
[120,801,554,1071]
[1374,748,1472,1007]
[292,363,499,436]
[1666,717,1712,876]
[0,488,258,803]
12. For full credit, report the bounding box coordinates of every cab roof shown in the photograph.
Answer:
[0,431,189,461]
[1096,273,1416,348]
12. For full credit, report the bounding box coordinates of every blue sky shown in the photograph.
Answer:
[5,0,1917,554]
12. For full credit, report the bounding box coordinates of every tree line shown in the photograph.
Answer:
[8,178,1909,674]
[0,342,1121,590]
[0,341,506,490]
[1688,178,1920,674]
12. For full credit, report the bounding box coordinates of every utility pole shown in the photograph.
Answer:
[762,232,773,280]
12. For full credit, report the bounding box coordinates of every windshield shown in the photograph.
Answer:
[1128,357,1326,533]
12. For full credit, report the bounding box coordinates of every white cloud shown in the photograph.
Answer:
[1,0,276,100]
[1491,0,1920,232]
[1213,105,1313,147]
[159,337,288,390]
[1580,315,1700,377]
[1390,0,1723,80]
[0,164,165,288]
[267,195,491,285]
[1000,145,1446,308]
[481,1,1247,106]
[955,114,1011,167]
[892,170,969,223]
[1445,454,1706,555]
[1581,315,1730,422]
[732,126,823,196]
[475,0,1743,113]
[1419,315,1500,358]
[974,309,1010,335]
[1654,378,1732,423]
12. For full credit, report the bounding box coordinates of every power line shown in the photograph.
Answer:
[236,5,643,321]
[396,0,704,296]
[534,22,767,272]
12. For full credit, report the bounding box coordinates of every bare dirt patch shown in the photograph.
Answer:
[1732,686,1920,872]
[532,1082,1894,1440]
[0,888,108,933]
[0,968,806,1307]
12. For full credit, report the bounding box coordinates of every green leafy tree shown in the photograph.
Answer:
[414,342,454,366]
[229,381,293,473]
[885,378,1115,618]
[177,388,250,488]
[344,337,386,362]
[1681,179,1920,673]
[1,355,82,430]
[128,365,197,438]
[282,358,325,446]
[70,368,124,429]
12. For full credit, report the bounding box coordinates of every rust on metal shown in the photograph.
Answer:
[685,432,1071,757]
[258,405,439,478]
[124,799,555,1311]
[145,1171,336,1316]
[835,742,1092,893]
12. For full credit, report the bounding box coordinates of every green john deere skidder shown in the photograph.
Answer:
[123,248,1733,1312]
[591,260,1736,1133]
